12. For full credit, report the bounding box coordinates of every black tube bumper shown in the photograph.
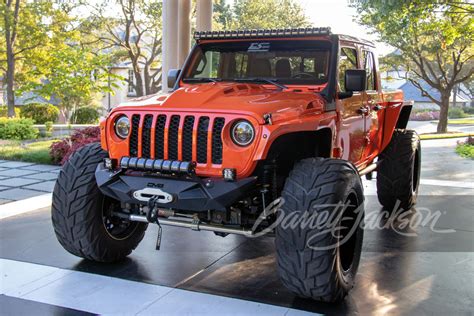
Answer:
[95,163,257,212]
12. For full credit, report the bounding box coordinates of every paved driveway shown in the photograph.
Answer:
[0,161,59,204]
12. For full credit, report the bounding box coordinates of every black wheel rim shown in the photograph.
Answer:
[412,148,420,194]
[339,192,359,273]
[102,197,139,240]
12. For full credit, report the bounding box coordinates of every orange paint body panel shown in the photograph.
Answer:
[102,83,335,178]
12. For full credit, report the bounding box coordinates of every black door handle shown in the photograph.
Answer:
[373,104,383,111]
[357,106,369,115]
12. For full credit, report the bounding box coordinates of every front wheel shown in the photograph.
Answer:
[275,158,364,302]
[52,143,147,262]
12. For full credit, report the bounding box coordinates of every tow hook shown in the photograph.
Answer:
[147,196,163,250]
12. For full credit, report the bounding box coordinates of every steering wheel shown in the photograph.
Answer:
[291,72,315,79]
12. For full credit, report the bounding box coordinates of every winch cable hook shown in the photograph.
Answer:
[147,196,163,250]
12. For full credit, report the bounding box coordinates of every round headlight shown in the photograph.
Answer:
[231,120,255,146]
[114,116,130,139]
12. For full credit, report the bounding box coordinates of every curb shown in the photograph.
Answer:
[0,193,52,220]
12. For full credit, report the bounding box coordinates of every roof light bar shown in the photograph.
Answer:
[194,27,331,40]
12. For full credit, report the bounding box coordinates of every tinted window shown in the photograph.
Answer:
[363,50,376,90]
[338,47,358,92]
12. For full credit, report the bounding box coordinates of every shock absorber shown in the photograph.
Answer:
[261,161,278,210]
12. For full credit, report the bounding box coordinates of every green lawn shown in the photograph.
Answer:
[420,132,474,140]
[456,143,474,159]
[430,118,474,125]
[0,139,56,164]
[448,118,474,125]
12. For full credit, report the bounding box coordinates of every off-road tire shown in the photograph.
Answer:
[275,158,364,302]
[377,129,421,211]
[52,143,147,262]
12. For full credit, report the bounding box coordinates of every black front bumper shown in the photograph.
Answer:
[95,163,257,212]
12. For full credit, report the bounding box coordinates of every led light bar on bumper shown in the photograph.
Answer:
[119,157,195,174]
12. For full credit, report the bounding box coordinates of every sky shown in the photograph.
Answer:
[298,0,394,56]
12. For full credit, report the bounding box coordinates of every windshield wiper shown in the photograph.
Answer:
[182,78,220,83]
[233,78,288,90]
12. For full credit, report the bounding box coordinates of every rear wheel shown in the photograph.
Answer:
[377,129,421,211]
[52,143,147,262]
[275,158,364,302]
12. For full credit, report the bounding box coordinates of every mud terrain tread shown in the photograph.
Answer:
[275,158,363,302]
[52,143,146,262]
[377,129,420,211]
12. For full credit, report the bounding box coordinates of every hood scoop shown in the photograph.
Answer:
[223,84,251,95]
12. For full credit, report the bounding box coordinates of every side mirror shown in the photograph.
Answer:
[345,69,366,92]
[168,69,181,89]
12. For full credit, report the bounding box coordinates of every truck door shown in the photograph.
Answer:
[361,49,383,160]
[338,46,367,164]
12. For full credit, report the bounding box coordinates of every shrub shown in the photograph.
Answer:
[0,118,39,140]
[50,126,101,165]
[0,106,21,117]
[21,103,60,124]
[70,126,101,142]
[43,121,54,137]
[463,106,474,115]
[70,106,101,124]
[448,107,468,119]
[409,110,440,121]
[456,136,474,159]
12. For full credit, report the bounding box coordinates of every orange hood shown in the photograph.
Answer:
[114,82,326,124]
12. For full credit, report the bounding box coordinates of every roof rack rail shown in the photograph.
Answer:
[194,27,332,40]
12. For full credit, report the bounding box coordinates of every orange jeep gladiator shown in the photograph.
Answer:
[52,27,420,302]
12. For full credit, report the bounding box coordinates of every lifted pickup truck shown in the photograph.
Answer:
[52,27,420,302]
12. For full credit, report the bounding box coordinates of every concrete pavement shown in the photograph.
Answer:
[407,120,474,134]
[0,161,59,204]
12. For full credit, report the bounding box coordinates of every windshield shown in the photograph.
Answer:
[183,40,331,86]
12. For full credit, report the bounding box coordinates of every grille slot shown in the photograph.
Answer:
[142,114,153,158]
[211,118,225,164]
[129,114,140,157]
[168,115,180,160]
[182,116,195,161]
[154,115,167,159]
[197,117,210,163]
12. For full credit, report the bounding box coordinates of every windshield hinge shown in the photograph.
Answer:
[263,113,273,125]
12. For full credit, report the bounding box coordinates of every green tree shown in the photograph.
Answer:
[27,46,116,121]
[212,0,233,30]
[354,0,473,133]
[86,0,163,97]
[230,0,310,29]
[0,0,56,117]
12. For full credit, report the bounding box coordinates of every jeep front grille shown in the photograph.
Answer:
[128,114,225,164]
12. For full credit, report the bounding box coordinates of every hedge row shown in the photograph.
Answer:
[0,118,39,140]
[1,104,101,124]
